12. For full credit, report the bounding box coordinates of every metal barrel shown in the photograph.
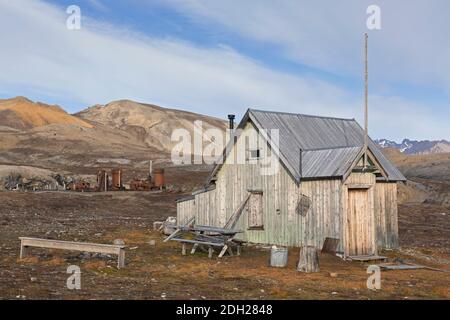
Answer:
[270,246,288,267]
[153,168,165,188]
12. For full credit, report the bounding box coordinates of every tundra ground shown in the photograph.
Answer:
[0,189,448,300]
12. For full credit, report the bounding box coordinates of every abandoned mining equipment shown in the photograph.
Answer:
[96,169,109,192]
[111,168,124,191]
[129,178,152,191]
[67,181,91,192]
[129,167,165,191]
[153,168,165,189]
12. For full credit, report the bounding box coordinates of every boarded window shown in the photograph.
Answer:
[296,194,311,216]
[248,192,263,229]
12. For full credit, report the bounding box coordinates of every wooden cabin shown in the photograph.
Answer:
[177,109,406,258]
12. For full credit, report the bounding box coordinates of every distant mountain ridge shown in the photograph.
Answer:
[376,138,450,155]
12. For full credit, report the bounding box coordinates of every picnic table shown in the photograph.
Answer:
[167,224,244,258]
[166,193,251,258]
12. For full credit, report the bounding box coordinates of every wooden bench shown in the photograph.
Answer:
[19,237,126,268]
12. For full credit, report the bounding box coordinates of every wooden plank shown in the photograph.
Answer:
[18,237,126,268]
[218,245,228,258]
[163,228,181,242]
[321,237,340,254]
[170,238,225,247]
[347,255,387,262]
[19,237,123,254]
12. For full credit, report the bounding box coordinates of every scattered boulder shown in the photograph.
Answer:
[113,239,125,246]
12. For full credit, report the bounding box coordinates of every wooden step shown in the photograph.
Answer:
[347,255,388,262]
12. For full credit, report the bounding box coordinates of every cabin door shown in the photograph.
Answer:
[346,188,376,256]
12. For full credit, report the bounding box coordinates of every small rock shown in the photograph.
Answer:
[129,246,138,250]
[95,233,102,237]
[329,272,338,278]
[113,239,125,245]
[30,277,37,282]
[161,293,167,299]
[331,292,338,295]
[151,278,157,283]
[260,289,265,293]
[148,240,156,246]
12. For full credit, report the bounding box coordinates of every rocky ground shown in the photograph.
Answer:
[0,185,449,300]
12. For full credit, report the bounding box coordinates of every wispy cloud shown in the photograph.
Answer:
[0,0,448,140]
[165,0,450,93]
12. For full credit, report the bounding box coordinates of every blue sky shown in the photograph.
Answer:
[0,0,449,141]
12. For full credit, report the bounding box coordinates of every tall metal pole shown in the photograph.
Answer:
[364,33,369,168]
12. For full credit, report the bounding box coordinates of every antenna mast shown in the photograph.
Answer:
[364,33,369,168]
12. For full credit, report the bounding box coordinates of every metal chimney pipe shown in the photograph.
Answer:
[228,114,235,142]
[228,114,235,130]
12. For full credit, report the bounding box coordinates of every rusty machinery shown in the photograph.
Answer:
[96,169,109,192]
[129,163,165,191]
[94,164,165,192]
[67,181,91,192]
[111,168,124,190]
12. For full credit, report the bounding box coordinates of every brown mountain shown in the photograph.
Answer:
[75,99,227,154]
[0,96,92,130]
[0,97,227,178]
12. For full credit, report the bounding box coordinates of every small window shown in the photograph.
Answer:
[249,149,261,160]
[248,192,263,230]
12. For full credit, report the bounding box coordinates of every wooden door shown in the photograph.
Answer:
[346,189,375,256]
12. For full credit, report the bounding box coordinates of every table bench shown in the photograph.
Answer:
[19,237,126,268]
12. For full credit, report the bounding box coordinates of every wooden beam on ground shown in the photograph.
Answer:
[19,237,126,268]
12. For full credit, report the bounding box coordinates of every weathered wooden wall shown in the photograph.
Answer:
[374,182,399,249]
[177,122,344,249]
[177,198,196,225]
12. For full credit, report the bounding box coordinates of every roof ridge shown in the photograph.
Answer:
[248,108,355,122]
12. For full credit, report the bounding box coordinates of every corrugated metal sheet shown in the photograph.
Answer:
[247,109,406,182]
[301,146,363,178]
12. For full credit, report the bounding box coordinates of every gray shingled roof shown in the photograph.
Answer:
[248,109,406,181]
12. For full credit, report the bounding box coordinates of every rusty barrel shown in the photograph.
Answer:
[111,169,122,189]
[153,168,165,188]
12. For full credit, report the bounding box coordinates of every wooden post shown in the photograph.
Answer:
[297,246,320,273]
[117,249,125,268]
[191,243,199,254]
[363,33,369,167]
[218,245,228,258]
[208,247,213,259]
[20,244,29,259]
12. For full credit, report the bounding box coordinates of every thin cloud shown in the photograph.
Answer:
[0,0,448,141]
